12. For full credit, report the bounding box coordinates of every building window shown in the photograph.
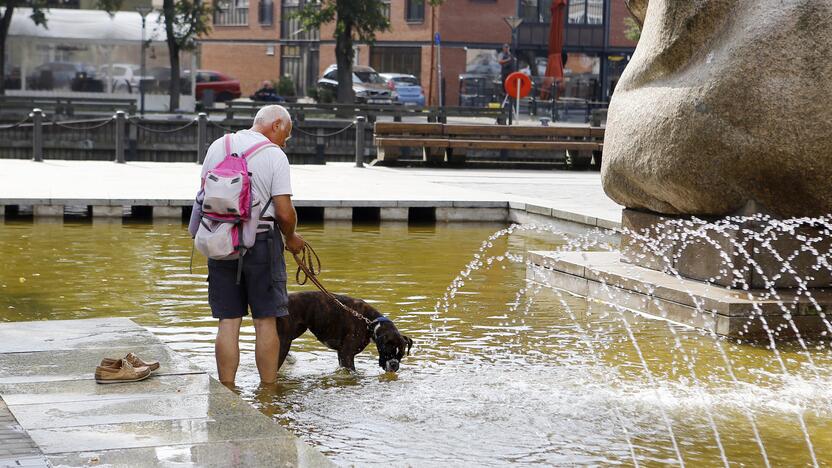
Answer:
[405,0,424,23]
[214,0,249,26]
[281,0,319,40]
[520,0,553,23]
[281,45,302,94]
[568,0,603,25]
[370,47,421,78]
[381,1,391,21]
[258,0,274,25]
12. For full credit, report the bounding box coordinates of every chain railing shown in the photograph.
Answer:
[0,109,373,166]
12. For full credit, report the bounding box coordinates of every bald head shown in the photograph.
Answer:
[251,105,292,147]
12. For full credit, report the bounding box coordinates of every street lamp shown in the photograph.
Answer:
[136,6,153,116]
[503,15,523,123]
[503,15,524,71]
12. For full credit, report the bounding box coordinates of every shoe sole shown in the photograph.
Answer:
[95,372,152,384]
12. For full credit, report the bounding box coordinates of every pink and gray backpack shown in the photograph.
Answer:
[189,134,275,277]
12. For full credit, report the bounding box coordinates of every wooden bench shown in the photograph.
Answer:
[374,122,604,168]
[221,101,507,124]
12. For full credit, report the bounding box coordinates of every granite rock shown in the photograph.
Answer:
[603,0,832,218]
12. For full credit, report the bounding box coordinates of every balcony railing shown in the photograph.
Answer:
[517,22,604,50]
[213,7,249,26]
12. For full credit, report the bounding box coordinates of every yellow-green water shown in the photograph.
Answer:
[1,219,831,466]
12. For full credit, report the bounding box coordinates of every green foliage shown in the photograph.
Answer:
[295,0,441,103]
[317,87,335,103]
[624,16,641,42]
[277,75,296,97]
[164,0,212,51]
[0,0,48,94]
[297,0,391,47]
[307,86,319,101]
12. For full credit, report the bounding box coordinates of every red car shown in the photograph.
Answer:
[193,70,241,102]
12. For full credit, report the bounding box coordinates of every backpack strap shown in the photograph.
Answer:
[223,134,234,157]
[242,140,275,160]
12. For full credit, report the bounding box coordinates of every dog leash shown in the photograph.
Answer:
[292,243,373,326]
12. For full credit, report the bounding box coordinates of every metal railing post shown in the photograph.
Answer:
[315,128,325,164]
[354,116,366,168]
[115,110,126,164]
[31,108,43,162]
[197,112,208,164]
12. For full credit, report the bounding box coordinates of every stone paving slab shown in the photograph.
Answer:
[0,317,153,353]
[28,412,296,454]
[12,387,248,430]
[0,160,622,228]
[47,438,326,467]
[0,344,202,384]
[0,399,47,468]
[0,373,212,406]
[0,319,331,466]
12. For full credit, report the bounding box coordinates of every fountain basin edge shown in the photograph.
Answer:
[527,251,832,340]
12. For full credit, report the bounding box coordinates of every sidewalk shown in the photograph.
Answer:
[0,318,331,467]
[1,160,622,228]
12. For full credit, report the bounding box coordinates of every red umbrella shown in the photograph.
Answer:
[541,0,567,99]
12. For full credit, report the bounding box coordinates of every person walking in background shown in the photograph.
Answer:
[197,105,304,386]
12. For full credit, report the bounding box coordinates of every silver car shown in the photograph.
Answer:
[317,64,393,104]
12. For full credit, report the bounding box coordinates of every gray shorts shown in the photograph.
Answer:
[207,232,288,320]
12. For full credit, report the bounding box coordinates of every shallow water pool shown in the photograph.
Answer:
[1,219,831,466]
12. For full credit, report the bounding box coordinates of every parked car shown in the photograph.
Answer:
[317,64,393,104]
[147,68,242,102]
[28,62,101,91]
[380,73,425,106]
[98,63,153,93]
[192,70,241,102]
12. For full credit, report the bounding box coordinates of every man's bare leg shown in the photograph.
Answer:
[253,317,280,384]
[216,317,242,385]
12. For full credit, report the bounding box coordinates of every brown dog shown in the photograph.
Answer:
[278,291,413,372]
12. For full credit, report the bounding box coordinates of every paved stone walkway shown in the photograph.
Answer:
[0,160,622,227]
[0,399,47,468]
[0,318,331,467]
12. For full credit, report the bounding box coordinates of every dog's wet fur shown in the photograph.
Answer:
[278,291,413,372]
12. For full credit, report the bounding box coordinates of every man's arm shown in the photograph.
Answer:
[273,194,304,254]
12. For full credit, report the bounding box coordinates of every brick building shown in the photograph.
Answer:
[200,0,637,103]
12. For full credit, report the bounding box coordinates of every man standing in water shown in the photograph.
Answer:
[199,105,304,385]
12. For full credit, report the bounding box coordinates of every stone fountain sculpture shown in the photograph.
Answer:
[603,0,832,219]
[530,0,832,339]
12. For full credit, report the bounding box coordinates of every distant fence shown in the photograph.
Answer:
[0,110,371,165]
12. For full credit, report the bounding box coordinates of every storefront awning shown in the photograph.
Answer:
[4,7,167,45]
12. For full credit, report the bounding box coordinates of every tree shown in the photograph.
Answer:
[623,16,641,42]
[297,0,443,104]
[99,0,210,110]
[0,0,47,95]
[159,0,211,110]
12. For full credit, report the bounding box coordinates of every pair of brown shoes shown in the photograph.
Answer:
[95,353,160,384]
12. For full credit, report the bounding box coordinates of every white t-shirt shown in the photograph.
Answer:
[201,129,293,220]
